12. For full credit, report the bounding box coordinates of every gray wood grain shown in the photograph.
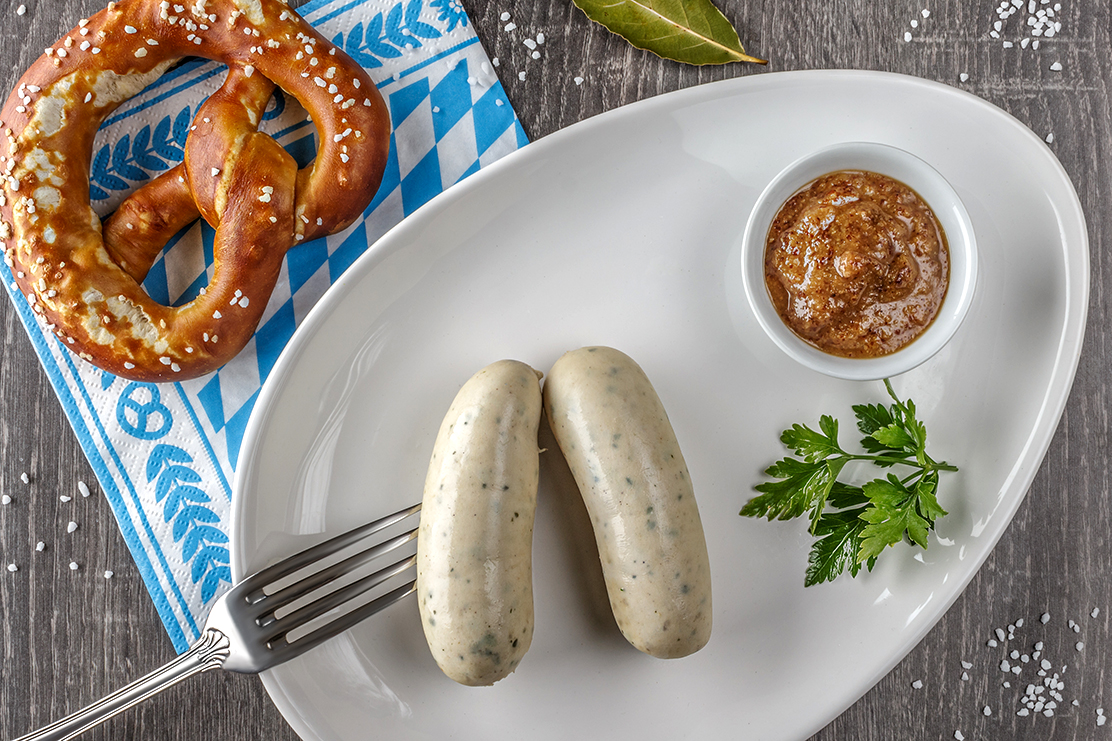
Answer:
[0,0,1108,739]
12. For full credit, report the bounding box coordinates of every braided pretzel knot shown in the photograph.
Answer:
[0,0,390,381]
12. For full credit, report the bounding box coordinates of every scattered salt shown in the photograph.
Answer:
[499,11,509,20]
[954,731,964,741]
[912,679,924,689]
[960,72,970,82]
[904,31,913,42]
[68,561,78,571]
[67,521,78,533]
[16,4,26,15]
[78,481,91,497]
[35,541,44,551]
[1075,642,1084,651]
[7,563,17,572]
[1092,607,1100,618]
[983,705,992,716]
[1,494,9,505]
[20,472,29,484]
[1046,133,1054,143]
[574,76,584,85]
[60,495,71,502]
[1041,612,1051,624]
[1050,61,1063,71]
[104,570,114,579]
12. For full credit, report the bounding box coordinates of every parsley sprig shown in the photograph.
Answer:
[741,380,958,587]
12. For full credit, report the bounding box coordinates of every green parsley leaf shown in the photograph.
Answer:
[852,402,894,437]
[805,508,869,587]
[780,417,843,462]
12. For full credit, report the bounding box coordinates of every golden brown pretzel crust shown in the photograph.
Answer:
[0,0,390,381]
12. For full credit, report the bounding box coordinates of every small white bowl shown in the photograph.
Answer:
[741,141,978,381]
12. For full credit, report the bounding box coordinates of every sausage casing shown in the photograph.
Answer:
[543,346,712,659]
[417,360,542,685]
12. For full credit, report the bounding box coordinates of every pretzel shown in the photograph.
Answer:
[0,0,390,381]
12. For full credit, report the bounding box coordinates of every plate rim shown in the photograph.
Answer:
[231,67,1091,741]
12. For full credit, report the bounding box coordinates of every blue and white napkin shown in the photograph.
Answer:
[1,0,527,652]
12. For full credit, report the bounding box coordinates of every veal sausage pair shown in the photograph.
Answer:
[416,348,712,686]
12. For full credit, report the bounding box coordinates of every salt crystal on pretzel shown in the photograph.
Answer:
[0,0,390,381]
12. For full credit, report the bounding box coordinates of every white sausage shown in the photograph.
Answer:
[543,346,711,659]
[417,360,543,685]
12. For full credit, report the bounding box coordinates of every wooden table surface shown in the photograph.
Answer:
[1,0,1109,739]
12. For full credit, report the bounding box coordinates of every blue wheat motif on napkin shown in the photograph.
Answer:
[338,0,447,65]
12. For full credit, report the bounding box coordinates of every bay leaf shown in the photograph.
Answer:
[573,0,766,66]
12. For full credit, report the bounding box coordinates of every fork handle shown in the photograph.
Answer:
[15,628,231,741]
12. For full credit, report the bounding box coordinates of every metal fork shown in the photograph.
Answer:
[16,502,422,741]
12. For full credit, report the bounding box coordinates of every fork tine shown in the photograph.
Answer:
[240,502,421,602]
[262,552,417,640]
[254,528,418,618]
[265,579,418,661]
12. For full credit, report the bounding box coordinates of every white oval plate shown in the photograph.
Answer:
[232,70,1088,741]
